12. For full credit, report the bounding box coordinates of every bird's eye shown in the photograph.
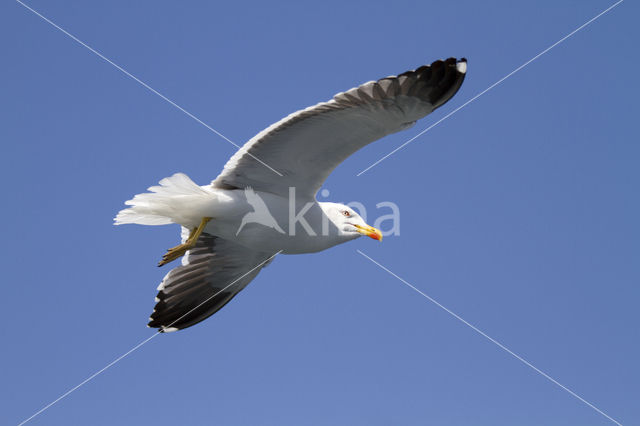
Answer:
[342,210,351,217]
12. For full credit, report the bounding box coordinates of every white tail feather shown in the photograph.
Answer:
[114,173,216,226]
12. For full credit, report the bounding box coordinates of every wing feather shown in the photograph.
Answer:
[148,232,275,331]
[211,58,467,197]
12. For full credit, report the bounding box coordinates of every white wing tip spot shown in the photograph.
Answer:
[456,61,467,74]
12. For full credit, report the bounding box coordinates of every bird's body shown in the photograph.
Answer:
[116,58,467,331]
[119,177,360,254]
[205,188,361,254]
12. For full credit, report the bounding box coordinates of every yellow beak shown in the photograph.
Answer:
[354,224,383,241]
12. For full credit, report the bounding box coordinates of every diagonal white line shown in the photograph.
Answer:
[18,251,281,426]
[356,250,622,425]
[356,0,624,176]
[17,333,160,426]
[15,0,283,177]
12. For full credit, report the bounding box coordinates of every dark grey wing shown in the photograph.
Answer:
[212,58,467,197]
[148,232,275,332]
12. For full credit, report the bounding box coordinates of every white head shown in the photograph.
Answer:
[319,202,382,242]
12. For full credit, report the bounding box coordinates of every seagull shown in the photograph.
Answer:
[115,57,467,332]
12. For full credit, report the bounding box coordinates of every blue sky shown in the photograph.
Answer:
[2,1,638,425]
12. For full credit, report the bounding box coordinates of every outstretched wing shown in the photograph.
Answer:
[212,58,467,198]
[148,231,275,331]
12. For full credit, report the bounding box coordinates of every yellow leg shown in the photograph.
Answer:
[158,217,212,267]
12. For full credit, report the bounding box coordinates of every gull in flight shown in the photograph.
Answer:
[115,57,467,331]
